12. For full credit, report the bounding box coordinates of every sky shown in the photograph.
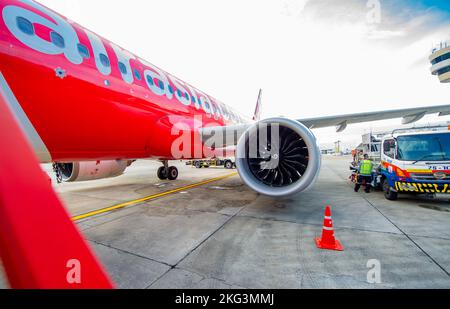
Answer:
[37,0,450,148]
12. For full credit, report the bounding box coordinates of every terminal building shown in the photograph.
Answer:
[430,40,450,83]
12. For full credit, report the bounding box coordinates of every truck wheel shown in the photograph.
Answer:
[224,161,233,169]
[194,161,202,169]
[383,179,398,201]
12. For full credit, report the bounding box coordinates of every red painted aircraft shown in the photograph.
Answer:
[1,0,450,288]
[1,0,450,197]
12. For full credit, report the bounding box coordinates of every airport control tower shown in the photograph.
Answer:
[430,39,450,83]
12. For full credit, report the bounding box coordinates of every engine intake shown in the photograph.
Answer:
[236,118,321,197]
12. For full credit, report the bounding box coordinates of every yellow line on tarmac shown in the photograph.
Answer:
[72,172,238,222]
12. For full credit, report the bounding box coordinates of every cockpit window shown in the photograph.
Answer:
[16,17,34,35]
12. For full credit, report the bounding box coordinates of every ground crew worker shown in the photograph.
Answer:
[352,149,357,163]
[354,154,374,193]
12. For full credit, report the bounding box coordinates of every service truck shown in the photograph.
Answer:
[186,158,236,169]
[354,125,450,200]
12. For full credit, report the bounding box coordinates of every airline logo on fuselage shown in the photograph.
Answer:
[1,0,242,123]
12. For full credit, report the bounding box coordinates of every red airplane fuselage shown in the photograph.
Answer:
[0,0,246,162]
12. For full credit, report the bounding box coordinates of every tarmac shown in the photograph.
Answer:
[1,156,450,289]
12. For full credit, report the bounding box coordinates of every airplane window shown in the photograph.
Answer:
[146,75,154,86]
[158,80,164,90]
[50,31,65,48]
[184,92,189,99]
[77,44,90,59]
[177,89,182,97]
[191,96,196,103]
[118,62,127,75]
[99,53,110,67]
[133,68,141,81]
[16,17,34,35]
[168,85,174,94]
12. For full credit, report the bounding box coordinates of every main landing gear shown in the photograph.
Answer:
[157,161,179,181]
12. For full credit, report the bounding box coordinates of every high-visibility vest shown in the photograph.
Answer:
[359,160,373,176]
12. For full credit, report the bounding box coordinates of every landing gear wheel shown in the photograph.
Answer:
[168,166,179,180]
[383,179,398,201]
[224,160,233,169]
[157,166,168,180]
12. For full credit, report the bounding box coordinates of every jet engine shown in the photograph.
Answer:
[53,160,131,182]
[236,118,321,197]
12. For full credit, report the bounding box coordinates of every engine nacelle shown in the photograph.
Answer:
[236,118,321,197]
[54,160,130,182]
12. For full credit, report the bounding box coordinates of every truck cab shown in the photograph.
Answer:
[380,130,450,200]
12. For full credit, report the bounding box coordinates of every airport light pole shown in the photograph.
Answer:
[335,140,341,154]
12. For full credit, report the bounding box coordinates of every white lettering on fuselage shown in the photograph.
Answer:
[1,0,244,123]
[85,29,111,76]
[3,0,82,64]
[111,43,135,84]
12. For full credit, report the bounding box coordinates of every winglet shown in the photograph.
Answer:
[253,89,263,121]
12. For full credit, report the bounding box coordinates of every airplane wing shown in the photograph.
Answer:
[298,104,450,132]
[200,104,450,147]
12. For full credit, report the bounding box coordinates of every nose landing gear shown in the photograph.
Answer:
[157,161,179,181]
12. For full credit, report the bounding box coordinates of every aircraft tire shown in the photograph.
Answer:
[157,166,168,180]
[168,166,179,181]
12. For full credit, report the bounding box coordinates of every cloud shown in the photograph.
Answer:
[281,0,311,17]
[370,3,450,46]
[286,0,450,47]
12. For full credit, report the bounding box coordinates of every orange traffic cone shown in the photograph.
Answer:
[315,206,344,251]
